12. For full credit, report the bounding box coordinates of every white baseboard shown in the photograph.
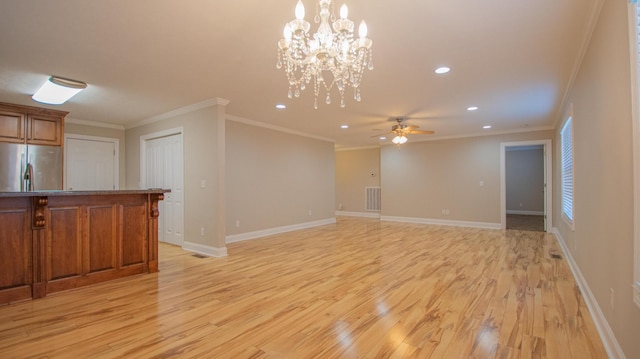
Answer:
[551,228,626,359]
[506,210,545,215]
[225,218,337,244]
[380,215,501,230]
[182,241,228,258]
[335,211,381,219]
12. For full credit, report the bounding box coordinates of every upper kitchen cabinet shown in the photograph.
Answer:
[0,102,67,146]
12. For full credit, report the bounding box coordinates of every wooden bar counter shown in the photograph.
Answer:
[0,189,168,305]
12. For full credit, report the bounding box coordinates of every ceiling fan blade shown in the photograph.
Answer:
[407,129,435,135]
[371,131,393,137]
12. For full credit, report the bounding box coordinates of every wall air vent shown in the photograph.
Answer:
[365,186,381,211]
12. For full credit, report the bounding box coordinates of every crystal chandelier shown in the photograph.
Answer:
[276,0,373,109]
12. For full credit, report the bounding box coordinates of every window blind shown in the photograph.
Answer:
[561,117,574,222]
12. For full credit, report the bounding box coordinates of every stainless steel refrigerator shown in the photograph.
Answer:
[0,142,63,191]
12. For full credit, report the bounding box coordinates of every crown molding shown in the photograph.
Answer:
[226,114,335,143]
[126,97,230,129]
[65,117,125,130]
[553,0,605,128]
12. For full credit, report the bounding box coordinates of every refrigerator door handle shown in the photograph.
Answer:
[19,152,25,192]
[24,163,34,191]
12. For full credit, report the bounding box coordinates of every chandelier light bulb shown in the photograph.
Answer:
[283,24,292,41]
[358,20,368,39]
[340,4,348,19]
[295,0,305,20]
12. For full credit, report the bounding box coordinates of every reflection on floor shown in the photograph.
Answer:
[506,214,545,232]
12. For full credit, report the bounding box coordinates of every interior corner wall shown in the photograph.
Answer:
[225,120,335,236]
[64,123,126,187]
[553,0,640,357]
[380,131,552,224]
[335,148,381,213]
[125,106,223,249]
[505,148,544,214]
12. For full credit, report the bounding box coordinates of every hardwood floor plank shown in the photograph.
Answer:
[0,217,608,358]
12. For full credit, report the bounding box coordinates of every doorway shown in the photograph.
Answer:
[141,128,184,247]
[500,140,552,232]
[65,134,118,190]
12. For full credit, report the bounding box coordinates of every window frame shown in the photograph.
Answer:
[560,108,575,231]
[629,1,640,308]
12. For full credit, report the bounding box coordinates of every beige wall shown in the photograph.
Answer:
[380,131,552,224]
[226,120,335,235]
[554,1,639,358]
[335,148,380,213]
[64,122,126,187]
[505,148,544,213]
[125,105,226,250]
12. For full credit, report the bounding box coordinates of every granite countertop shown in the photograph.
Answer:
[0,189,171,198]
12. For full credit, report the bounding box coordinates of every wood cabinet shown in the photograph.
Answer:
[0,102,66,146]
[0,190,166,304]
[0,197,33,304]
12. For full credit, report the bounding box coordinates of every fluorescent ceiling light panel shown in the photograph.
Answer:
[32,76,87,105]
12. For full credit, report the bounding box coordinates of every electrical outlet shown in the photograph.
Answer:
[308,210,312,215]
[235,220,240,228]
[200,227,205,236]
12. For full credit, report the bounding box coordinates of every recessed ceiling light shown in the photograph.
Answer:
[275,104,286,109]
[467,106,479,111]
[379,136,386,140]
[434,66,451,74]
[340,125,349,129]
[483,125,492,129]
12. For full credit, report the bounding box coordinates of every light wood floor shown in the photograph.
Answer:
[0,217,607,358]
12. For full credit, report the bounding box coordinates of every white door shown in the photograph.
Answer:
[144,133,184,246]
[65,137,117,190]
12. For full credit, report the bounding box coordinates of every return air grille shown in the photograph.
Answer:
[365,186,381,211]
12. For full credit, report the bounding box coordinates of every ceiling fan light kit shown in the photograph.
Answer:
[375,118,435,145]
[392,135,408,145]
[276,0,373,109]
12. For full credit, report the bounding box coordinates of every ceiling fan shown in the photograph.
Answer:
[373,117,434,144]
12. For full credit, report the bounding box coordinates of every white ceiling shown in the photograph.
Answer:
[0,0,600,149]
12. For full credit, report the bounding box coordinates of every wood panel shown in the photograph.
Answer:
[121,204,147,267]
[27,114,63,146]
[86,205,118,273]
[47,207,83,281]
[0,217,608,358]
[0,198,31,303]
[0,110,25,143]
